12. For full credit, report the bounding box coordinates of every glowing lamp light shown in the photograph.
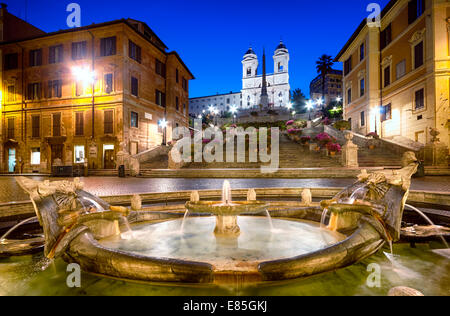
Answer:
[306,100,314,110]
[336,96,342,103]
[230,105,238,114]
[198,115,202,119]
[158,119,168,129]
[72,67,95,84]
[292,111,296,115]
[286,102,293,110]
[316,98,324,106]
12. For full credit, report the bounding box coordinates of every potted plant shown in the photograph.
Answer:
[366,132,379,150]
[326,142,341,156]
[300,136,311,145]
[314,132,333,148]
[333,120,351,131]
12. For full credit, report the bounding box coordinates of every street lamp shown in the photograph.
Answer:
[230,105,238,123]
[306,100,314,120]
[316,98,324,107]
[73,66,96,140]
[371,106,380,135]
[159,119,168,146]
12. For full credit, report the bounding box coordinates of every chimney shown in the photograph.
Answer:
[1,3,7,10]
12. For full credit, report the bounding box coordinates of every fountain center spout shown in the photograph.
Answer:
[222,180,232,205]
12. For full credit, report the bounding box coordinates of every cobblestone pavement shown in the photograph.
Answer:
[0,176,449,203]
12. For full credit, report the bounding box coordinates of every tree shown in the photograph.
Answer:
[291,88,307,113]
[315,54,334,107]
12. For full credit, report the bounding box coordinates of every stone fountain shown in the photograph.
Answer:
[185,181,268,237]
[6,152,422,284]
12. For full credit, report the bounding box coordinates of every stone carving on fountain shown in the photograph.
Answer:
[15,177,128,259]
[321,151,419,242]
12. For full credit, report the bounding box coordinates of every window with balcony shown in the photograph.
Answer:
[347,88,352,104]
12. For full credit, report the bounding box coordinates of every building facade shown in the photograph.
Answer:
[189,92,241,117]
[189,41,290,117]
[309,69,343,104]
[0,12,193,173]
[335,0,449,148]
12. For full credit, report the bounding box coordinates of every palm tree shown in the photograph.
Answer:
[315,55,334,107]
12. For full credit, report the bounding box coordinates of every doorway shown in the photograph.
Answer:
[103,144,115,169]
[8,148,16,173]
[51,144,64,166]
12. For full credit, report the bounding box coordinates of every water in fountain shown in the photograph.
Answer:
[320,209,329,229]
[180,210,190,234]
[80,196,105,212]
[404,204,449,249]
[222,180,232,205]
[265,210,274,231]
[0,217,38,242]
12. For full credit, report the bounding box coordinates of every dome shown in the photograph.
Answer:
[275,41,288,54]
[276,41,287,50]
[244,47,256,56]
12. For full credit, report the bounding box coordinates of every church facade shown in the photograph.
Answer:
[189,41,290,117]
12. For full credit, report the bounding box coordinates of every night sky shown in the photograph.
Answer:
[6,0,390,98]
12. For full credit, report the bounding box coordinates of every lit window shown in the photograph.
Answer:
[31,148,40,165]
[74,146,85,164]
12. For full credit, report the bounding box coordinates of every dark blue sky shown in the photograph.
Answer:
[7,0,390,98]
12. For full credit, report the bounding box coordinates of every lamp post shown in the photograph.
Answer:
[371,106,380,135]
[230,105,238,124]
[159,119,168,146]
[306,100,314,120]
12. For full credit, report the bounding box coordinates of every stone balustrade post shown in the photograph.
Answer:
[342,132,359,168]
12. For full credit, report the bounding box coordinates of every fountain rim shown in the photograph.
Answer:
[185,200,269,216]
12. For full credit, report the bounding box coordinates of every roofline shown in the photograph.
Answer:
[189,92,241,100]
[0,19,169,54]
[334,0,399,62]
[310,69,343,84]
[0,18,195,80]
[168,51,195,80]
